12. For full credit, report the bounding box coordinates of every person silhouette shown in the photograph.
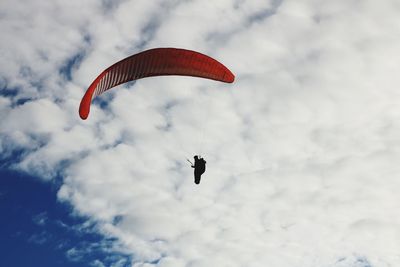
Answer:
[191,155,206,184]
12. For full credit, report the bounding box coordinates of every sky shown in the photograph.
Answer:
[1,0,400,266]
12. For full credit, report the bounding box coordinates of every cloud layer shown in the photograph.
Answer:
[2,0,400,266]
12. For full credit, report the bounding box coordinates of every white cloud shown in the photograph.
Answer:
[32,212,48,226]
[2,0,400,266]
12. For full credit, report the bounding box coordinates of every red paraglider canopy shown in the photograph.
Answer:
[79,48,235,120]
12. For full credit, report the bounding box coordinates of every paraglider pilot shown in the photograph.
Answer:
[191,155,206,184]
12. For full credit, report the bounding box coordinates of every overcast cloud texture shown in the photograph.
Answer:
[1,0,400,266]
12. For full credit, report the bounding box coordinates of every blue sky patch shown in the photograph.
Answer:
[0,169,131,267]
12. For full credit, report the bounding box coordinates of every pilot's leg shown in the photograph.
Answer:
[194,173,201,184]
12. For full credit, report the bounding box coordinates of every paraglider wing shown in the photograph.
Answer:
[79,48,235,120]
